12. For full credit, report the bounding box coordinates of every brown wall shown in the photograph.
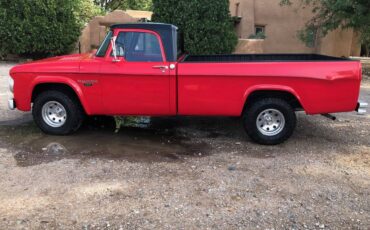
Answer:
[78,10,152,54]
[230,0,361,57]
[317,29,353,57]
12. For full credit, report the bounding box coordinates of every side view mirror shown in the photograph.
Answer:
[110,36,121,63]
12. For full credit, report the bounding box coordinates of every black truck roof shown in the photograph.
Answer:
[111,23,179,62]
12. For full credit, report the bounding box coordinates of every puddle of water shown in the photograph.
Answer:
[0,115,280,166]
[0,117,209,167]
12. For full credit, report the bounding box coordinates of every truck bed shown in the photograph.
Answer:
[177,57,361,116]
[182,54,351,63]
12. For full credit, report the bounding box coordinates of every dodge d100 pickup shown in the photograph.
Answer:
[8,23,368,145]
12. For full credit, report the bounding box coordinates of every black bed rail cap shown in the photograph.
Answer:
[111,23,177,31]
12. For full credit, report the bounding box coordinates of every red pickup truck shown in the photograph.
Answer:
[8,23,367,145]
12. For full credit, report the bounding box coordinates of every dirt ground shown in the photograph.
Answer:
[0,62,369,229]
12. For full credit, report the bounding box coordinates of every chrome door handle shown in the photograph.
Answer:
[152,65,169,73]
[152,65,169,70]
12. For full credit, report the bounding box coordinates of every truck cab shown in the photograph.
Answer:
[91,23,180,116]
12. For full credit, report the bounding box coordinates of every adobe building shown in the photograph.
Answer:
[78,1,360,57]
[78,10,152,53]
[229,0,361,57]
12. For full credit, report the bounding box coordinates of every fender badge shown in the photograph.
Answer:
[78,80,98,87]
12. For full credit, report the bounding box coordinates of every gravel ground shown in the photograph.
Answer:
[0,62,369,229]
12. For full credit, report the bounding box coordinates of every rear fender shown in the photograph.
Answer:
[243,84,304,111]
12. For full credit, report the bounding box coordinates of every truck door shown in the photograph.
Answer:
[100,29,171,115]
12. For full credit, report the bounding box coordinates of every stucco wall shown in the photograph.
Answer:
[253,0,314,54]
[350,32,361,57]
[230,0,255,40]
[77,10,150,54]
[317,29,355,57]
[229,0,361,57]
[234,39,264,54]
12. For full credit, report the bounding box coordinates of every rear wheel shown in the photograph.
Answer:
[243,98,296,145]
[32,90,84,135]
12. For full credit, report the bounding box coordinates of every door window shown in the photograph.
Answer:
[114,31,164,62]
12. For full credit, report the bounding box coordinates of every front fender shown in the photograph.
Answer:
[25,76,92,114]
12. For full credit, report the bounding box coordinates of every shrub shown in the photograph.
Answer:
[93,0,153,11]
[0,0,81,59]
[152,0,238,55]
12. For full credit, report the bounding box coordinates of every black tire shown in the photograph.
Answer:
[243,98,296,145]
[32,90,84,135]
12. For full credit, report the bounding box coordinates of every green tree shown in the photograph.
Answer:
[94,0,153,11]
[281,0,370,54]
[75,0,104,27]
[152,0,237,55]
[0,0,81,59]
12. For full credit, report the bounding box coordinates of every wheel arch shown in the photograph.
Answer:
[242,86,305,115]
[31,78,90,114]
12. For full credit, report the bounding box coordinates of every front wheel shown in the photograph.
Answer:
[32,90,84,135]
[243,98,296,145]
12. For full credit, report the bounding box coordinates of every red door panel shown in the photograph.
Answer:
[99,29,172,116]
[100,61,170,115]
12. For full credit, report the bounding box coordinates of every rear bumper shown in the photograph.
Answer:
[8,99,16,110]
[356,101,368,115]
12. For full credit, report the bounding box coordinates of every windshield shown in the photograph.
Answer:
[96,31,113,57]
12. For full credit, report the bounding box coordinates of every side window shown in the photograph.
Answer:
[115,31,164,62]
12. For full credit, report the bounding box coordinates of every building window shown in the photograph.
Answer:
[248,25,266,39]
[255,25,265,35]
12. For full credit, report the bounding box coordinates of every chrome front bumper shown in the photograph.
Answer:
[8,99,16,110]
[356,101,368,115]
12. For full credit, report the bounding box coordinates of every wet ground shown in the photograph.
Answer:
[1,116,220,166]
[0,62,369,229]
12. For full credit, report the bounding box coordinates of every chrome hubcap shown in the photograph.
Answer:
[256,109,285,136]
[42,101,67,128]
